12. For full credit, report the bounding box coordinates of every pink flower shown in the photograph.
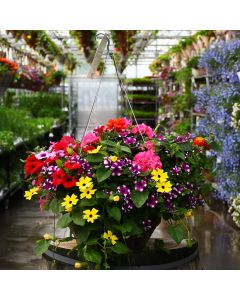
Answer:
[39,195,49,212]
[81,132,100,148]
[145,141,154,150]
[131,124,155,138]
[133,150,162,172]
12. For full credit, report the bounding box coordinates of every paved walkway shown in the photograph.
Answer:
[0,195,240,269]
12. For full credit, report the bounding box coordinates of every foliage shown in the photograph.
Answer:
[187,56,200,69]
[128,94,156,101]
[174,119,191,135]
[24,118,212,269]
[0,130,14,151]
[173,93,196,113]
[175,67,192,91]
[124,78,154,86]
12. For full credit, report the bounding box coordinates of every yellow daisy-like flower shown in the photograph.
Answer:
[156,181,172,193]
[83,208,100,223]
[74,262,81,269]
[110,156,118,162]
[24,187,39,200]
[43,233,53,240]
[87,145,102,154]
[103,230,118,245]
[112,195,120,202]
[151,169,169,182]
[184,209,193,218]
[61,194,79,212]
[76,176,93,191]
[80,185,97,199]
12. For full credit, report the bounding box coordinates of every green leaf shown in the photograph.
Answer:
[96,168,112,183]
[86,154,104,163]
[125,220,143,236]
[86,237,99,246]
[175,151,185,160]
[96,191,108,199]
[35,240,50,256]
[77,230,90,245]
[101,140,117,147]
[49,198,61,213]
[168,224,185,244]
[111,242,129,254]
[131,190,149,208]
[78,199,97,207]
[56,213,72,228]
[120,145,132,154]
[84,248,102,264]
[72,211,85,226]
[107,206,121,222]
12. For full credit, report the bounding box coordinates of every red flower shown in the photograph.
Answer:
[193,137,210,149]
[62,175,76,188]
[64,161,81,170]
[25,155,43,177]
[93,125,105,136]
[82,145,95,153]
[52,169,65,186]
[53,141,68,152]
[107,118,128,132]
[60,136,75,145]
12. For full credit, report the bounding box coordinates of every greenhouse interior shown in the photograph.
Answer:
[0,29,240,271]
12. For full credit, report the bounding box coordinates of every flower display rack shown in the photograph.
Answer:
[122,78,160,128]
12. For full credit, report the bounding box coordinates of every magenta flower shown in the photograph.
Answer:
[131,124,155,138]
[133,150,162,172]
[142,219,152,231]
[81,132,100,148]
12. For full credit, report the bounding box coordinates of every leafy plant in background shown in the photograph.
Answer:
[0,130,14,152]
[24,118,213,269]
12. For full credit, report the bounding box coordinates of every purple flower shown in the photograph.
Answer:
[123,136,137,145]
[117,185,130,196]
[173,133,192,143]
[188,195,197,208]
[43,179,56,190]
[147,194,158,208]
[36,151,53,160]
[171,166,181,176]
[129,163,141,176]
[186,182,194,191]
[142,219,152,231]
[181,163,190,173]
[47,165,59,175]
[111,163,122,176]
[134,180,147,192]
[157,135,167,142]
[122,195,134,213]
[103,157,112,169]
[172,184,184,195]
[164,198,175,211]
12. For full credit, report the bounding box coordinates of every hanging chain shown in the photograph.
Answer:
[109,51,145,143]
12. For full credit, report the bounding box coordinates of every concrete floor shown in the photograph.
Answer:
[0,194,240,270]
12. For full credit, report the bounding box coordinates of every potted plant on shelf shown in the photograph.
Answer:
[23,118,213,269]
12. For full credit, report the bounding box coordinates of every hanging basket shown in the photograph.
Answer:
[0,71,14,97]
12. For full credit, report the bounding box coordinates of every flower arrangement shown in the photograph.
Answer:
[229,195,240,227]
[0,57,18,74]
[24,118,212,269]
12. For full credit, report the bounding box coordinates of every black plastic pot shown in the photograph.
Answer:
[42,239,200,270]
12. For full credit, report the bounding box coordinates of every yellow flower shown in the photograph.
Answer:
[43,233,53,240]
[61,194,79,212]
[151,169,169,182]
[80,185,96,199]
[83,208,100,223]
[184,209,193,218]
[112,195,120,202]
[74,262,81,269]
[87,145,102,154]
[110,156,118,162]
[24,187,39,200]
[156,181,172,193]
[103,230,118,245]
[76,176,93,191]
